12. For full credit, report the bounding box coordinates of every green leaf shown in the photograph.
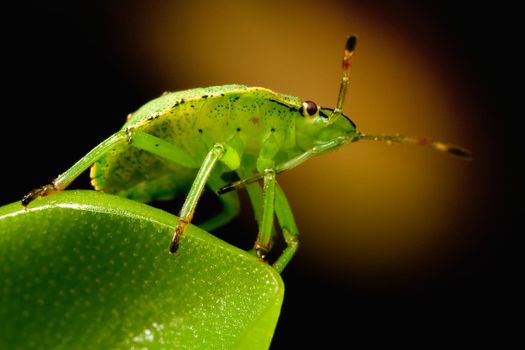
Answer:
[0,190,283,349]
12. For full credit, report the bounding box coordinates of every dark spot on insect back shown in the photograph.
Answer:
[147,112,160,121]
[198,129,203,134]
[172,98,185,108]
[237,127,241,132]
[201,95,208,99]
[271,128,276,132]
[269,99,297,112]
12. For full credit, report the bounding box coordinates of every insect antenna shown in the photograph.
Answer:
[357,132,472,160]
[334,35,357,115]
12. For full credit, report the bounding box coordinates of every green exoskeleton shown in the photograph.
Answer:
[22,36,470,272]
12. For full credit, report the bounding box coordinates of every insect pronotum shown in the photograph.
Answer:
[23,36,470,272]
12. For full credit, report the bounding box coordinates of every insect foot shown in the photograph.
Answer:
[169,218,189,254]
[254,244,270,261]
[21,183,58,208]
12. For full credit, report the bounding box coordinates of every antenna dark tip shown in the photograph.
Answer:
[346,35,357,52]
[335,35,358,112]
[431,140,472,160]
[445,146,472,160]
[217,184,234,195]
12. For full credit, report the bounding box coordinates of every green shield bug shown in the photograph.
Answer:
[22,36,470,272]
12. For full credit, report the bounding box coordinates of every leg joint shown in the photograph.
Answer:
[125,126,134,143]
[212,143,225,156]
[263,168,276,178]
[282,228,299,244]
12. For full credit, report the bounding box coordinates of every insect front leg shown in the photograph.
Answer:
[22,132,129,207]
[250,174,299,272]
[254,169,277,260]
[168,144,228,254]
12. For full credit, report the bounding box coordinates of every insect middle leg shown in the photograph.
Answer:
[131,134,241,252]
[168,144,226,253]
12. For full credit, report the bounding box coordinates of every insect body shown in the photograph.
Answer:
[23,36,469,272]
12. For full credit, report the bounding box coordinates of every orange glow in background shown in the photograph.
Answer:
[2,0,513,346]
[108,0,484,282]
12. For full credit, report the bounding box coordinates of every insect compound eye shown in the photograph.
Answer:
[301,100,319,117]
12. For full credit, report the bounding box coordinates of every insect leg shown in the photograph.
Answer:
[198,171,240,232]
[169,144,226,254]
[233,169,278,256]
[253,169,277,260]
[218,137,349,195]
[129,130,200,168]
[22,132,129,207]
[272,184,299,273]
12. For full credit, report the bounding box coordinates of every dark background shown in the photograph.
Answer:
[1,1,518,347]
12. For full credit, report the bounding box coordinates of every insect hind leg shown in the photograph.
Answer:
[272,184,299,272]
[22,131,129,207]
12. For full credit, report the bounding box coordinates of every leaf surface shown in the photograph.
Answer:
[0,190,283,349]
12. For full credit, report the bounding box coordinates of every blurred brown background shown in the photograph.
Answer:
[2,0,518,347]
